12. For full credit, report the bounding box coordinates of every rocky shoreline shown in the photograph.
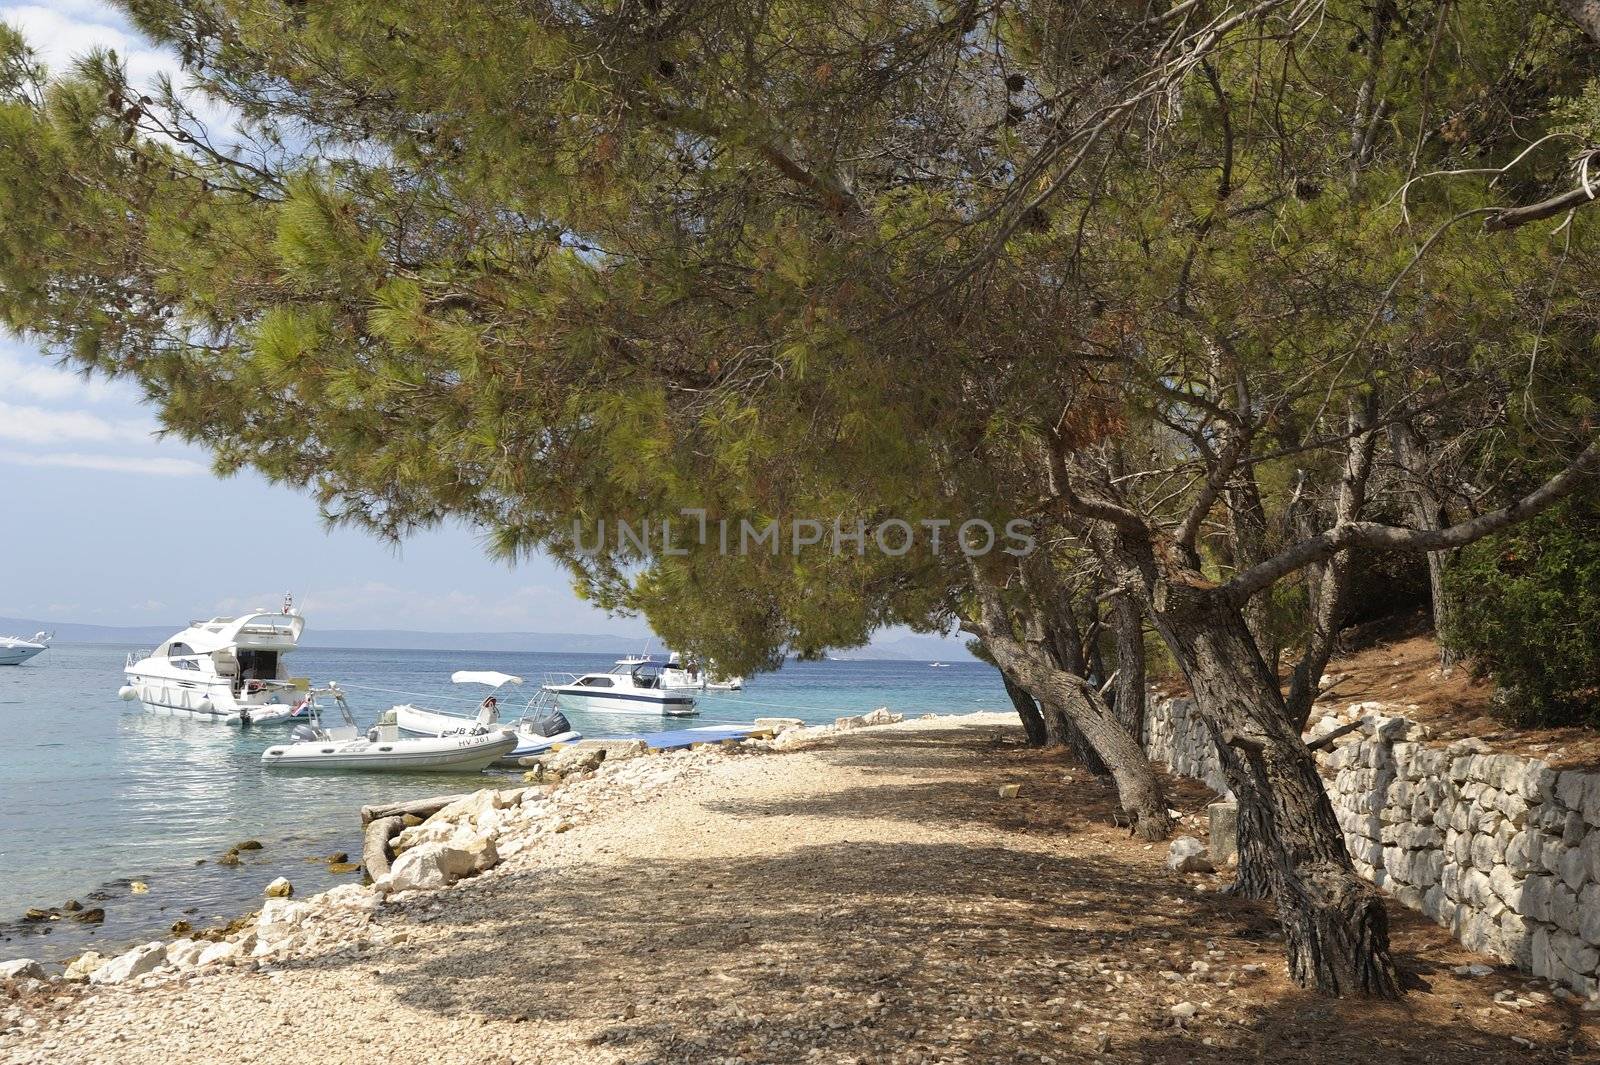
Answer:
[3,708,1591,1064]
[0,708,903,1046]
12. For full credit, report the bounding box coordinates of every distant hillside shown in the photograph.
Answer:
[0,616,976,661]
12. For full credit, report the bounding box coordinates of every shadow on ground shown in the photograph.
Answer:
[274,724,1589,1064]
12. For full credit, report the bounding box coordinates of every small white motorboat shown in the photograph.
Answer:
[121,596,309,725]
[929,661,949,668]
[262,684,517,772]
[393,671,582,767]
[543,661,698,716]
[613,644,743,691]
[658,651,743,692]
[0,631,52,666]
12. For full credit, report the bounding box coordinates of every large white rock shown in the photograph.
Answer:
[0,959,45,981]
[62,951,105,983]
[89,942,168,985]
[257,898,315,946]
[1166,836,1214,874]
[1552,931,1600,976]
[542,745,606,775]
[165,939,208,969]
[383,840,484,892]
[1550,882,1581,935]
[1557,771,1590,812]
[1523,874,1555,922]
[196,941,241,967]
[435,787,510,826]
[318,883,379,913]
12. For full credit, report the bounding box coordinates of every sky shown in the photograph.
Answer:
[0,2,962,651]
[0,1,641,635]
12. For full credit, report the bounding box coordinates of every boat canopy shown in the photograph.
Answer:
[166,612,304,654]
[450,670,523,689]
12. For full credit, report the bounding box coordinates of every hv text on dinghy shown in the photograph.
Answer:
[393,671,582,767]
[262,684,516,772]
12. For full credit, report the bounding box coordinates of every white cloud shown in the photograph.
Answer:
[0,448,205,476]
[3,2,242,142]
[3,3,180,90]
[0,400,156,445]
[0,344,118,403]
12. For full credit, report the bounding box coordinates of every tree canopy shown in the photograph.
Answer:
[4,0,1600,997]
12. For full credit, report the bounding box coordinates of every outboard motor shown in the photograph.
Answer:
[290,722,321,743]
[527,709,572,738]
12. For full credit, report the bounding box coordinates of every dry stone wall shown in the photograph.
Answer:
[1144,692,1600,995]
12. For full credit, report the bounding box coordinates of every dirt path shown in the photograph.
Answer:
[6,715,1594,1063]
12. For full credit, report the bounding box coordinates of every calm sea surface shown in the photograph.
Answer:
[0,644,1006,963]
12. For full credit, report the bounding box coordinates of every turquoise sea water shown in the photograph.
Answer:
[0,644,1007,963]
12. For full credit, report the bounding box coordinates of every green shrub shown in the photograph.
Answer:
[1442,498,1600,727]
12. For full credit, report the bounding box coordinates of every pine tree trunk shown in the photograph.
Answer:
[1110,591,1147,742]
[1030,673,1169,840]
[1061,713,1111,776]
[1425,549,1459,669]
[968,570,1172,842]
[1161,605,1400,997]
[1207,722,1274,901]
[1389,421,1459,669]
[1001,671,1049,747]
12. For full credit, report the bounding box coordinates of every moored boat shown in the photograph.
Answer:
[658,651,744,692]
[0,631,52,666]
[543,661,698,716]
[120,597,310,725]
[393,671,582,766]
[262,685,516,772]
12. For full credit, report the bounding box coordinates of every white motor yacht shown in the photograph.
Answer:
[0,631,52,666]
[120,597,309,726]
[393,670,582,767]
[543,661,698,716]
[658,651,743,692]
[262,684,516,772]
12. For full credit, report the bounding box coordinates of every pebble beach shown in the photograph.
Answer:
[2,712,1594,1064]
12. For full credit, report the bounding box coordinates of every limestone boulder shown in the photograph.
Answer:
[1165,836,1214,874]
[165,939,208,969]
[1552,931,1600,977]
[88,942,167,985]
[196,941,241,967]
[318,883,379,913]
[382,839,486,893]
[256,898,315,946]
[62,951,105,983]
[541,745,607,776]
[0,959,45,981]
